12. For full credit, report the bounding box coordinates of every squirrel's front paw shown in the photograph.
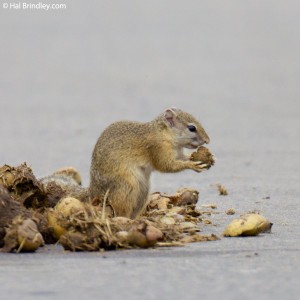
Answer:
[189,161,208,173]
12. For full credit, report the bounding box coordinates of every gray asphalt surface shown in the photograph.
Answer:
[0,1,300,300]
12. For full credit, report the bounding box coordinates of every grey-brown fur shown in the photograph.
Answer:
[90,108,210,218]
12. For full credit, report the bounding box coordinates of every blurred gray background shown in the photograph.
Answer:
[0,1,299,300]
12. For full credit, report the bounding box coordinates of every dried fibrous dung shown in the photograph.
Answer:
[0,163,46,208]
[33,211,56,244]
[1,216,44,252]
[226,208,236,215]
[16,218,44,251]
[0,185,54,247]
[168,206,186,215]
[164,188,199,206]
[201,203,217,209]
[190,146,215,169]
[0,163,88,210]
[0,185,31,247]
[56,204,127,251]
[223,213,273,237]
[178,221,201,232]
[48,196,122,249]
[59,231,101,251]
[0,165,15,187]
[42,181,67,208]
[217,184,228,196]
[202,219,212,225]
[148,188,199,209]
[147,193,170,210]
[1,164,220,252]
[184,205,202,218]
[59,217,164,251]
[178,234,219,244]
[55,199,218,251]
[159,215,176,225]
[64,186,89,202]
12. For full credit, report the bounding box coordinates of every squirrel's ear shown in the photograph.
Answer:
[164,108,177,127]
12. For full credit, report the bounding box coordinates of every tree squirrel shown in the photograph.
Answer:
[89,107,210,219]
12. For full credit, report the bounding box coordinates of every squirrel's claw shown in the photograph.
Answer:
[190,161,209,172]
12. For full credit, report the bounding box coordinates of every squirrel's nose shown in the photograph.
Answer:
[200,133,210,144]
[204,136,210,144]
[197,135,209,145]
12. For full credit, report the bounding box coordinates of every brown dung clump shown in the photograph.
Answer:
[0,163,220,252]
[0,163,63,209]
[217,184,228,196]
[2,216,44,252]
[0,184,56,251]
[190,146,215,169]
[49,189,219,251]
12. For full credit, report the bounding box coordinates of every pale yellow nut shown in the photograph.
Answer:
[223,213,272,237]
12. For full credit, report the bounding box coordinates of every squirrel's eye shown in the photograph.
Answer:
[188,125,197,132]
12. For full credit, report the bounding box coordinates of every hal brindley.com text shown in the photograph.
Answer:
[4,2,67,10]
